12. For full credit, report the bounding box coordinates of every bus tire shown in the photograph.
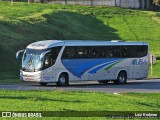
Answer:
[40,83,47,86]
[57,73,69,86]
[114,71,127,84]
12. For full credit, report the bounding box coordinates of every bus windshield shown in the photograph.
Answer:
[21,48,48,72]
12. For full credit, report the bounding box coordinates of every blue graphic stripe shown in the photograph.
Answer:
[61,58,123,78]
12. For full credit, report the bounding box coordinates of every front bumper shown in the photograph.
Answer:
[20,70,43,82]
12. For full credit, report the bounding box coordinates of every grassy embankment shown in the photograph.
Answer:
[0,90,159,119]
[0,2,160,83]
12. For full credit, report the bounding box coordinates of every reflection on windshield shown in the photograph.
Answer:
[21,48,47,72]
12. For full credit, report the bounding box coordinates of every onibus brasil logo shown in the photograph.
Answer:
[2,112,42,118]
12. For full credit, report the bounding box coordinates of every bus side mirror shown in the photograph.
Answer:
[16,49,24,60]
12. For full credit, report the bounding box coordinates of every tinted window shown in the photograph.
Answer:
[43,46,62,69]
[86,46,106,58]
[62,47,77,59]
[135,45,148,57]
[62,45,148,59]
[107,46,121,58]
[51,46,62,60]
[62,46,107,59]
[121,46,134,58]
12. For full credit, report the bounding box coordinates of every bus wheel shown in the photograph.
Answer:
[114,72,127,84]
[57,73,69,86]
[40,83,47,86]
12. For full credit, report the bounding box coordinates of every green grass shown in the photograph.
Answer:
[0,90,159,119]
[149,60,160,78]
[0,2,160,81]
[0,90,159,111]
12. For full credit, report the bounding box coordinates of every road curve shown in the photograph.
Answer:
[0,79,160,93]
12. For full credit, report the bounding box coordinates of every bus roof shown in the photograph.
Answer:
[27,40,64,49]
[27,40,148,49]
[64,40,148,46]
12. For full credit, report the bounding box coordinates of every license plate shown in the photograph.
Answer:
[25,78,31,81]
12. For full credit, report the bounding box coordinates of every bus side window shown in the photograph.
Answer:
[92,47,97,57]
[121,46,134,58]
[62,47,70,59]
[99,46,106,58]
[107,46,120,58]
[62,47,77,59]
[44,53,52,68]
[108,50,113,58]
[93,46,106,58]
[51,46,62,63]
[77,47,83,58]
[135,46,148,58]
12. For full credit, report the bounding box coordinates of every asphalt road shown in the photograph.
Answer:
[0,79,160,93]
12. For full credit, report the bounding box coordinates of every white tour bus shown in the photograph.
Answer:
[16,40,149,86]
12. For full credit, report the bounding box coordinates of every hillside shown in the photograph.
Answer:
[0,2,160,77]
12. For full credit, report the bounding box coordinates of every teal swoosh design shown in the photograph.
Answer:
[88,60,119,74]
[104,61,122,71]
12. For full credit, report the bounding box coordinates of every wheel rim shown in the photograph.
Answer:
[59,76,66,85]
[119,75,125,83]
